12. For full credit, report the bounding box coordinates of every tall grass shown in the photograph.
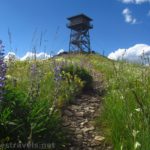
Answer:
[42,54,150,149]
[1,52,150,149]
[91,56,150,149]
[0,57,86,149]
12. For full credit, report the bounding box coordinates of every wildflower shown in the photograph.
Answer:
[135,108,141,112]
[132,129,139,138]
[30,64,37,75]
[0,40,7,101]
[54,65,62,82]
[49,106,55,115]
[134,141,141,149]
[6,75,12,79]
[28,63,40,102]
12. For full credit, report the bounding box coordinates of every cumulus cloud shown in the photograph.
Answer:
[4,49,66,61]
[121,0,134,3]
[4,52,51,61]
[4,52,19,61]
[120,0,150,4]
[122,8,137,24]
[20,52,51,61]
[108,44,150,65]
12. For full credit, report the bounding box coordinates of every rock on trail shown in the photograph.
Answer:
[62,93,112,150]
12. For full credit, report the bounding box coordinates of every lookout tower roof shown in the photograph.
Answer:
[67,14,93,21]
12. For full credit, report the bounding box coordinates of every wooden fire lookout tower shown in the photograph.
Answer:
[67,14,93,53]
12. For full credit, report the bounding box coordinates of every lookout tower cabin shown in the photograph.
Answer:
[67,14,93,53]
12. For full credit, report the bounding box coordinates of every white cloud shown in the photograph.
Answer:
[4,52,19,61]
[107,48,126,60]
[121,0,134,3]
[20,52,51,61]
[122,8,137,24]
[108,44,150,65]
[4,52,51,61]
[120,0,150,4]
[4,49,66,61]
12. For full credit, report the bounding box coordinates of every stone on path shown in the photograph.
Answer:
[64,109,73,117]
[62,94,112,150]
[94,136,105,142]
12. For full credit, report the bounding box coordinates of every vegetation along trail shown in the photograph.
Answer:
[1,53,150,150]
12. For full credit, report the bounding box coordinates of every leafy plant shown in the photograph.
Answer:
[61,64,93,91]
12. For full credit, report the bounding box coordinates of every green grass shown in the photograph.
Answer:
[0,59,84,149]
[62,54,150,149]
[89,55,150,150]
[0,54,150,149]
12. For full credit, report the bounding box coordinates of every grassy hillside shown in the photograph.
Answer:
[0,54,150,149]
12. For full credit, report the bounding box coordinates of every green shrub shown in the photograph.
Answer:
[0,77,67,149]
[61,65,93,91]
[0,85,29,143]
[56,72,83,107]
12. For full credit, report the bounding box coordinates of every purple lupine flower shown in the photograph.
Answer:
[54,65,62,82]
[28,63,41,102]
[30,64,37,76]
[0,40,7,101]
[49,63,62,113]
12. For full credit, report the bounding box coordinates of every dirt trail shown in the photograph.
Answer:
[62,73,113,150]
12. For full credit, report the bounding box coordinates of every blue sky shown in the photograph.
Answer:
[0,0,150,57]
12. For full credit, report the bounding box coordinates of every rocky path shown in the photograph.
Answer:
[62,92,112,150]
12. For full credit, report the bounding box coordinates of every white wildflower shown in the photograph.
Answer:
[134,141,141,149]
[132,130,139,138]
[6,75,12,79]
[135,108,141,112]
[49,106,54,115]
